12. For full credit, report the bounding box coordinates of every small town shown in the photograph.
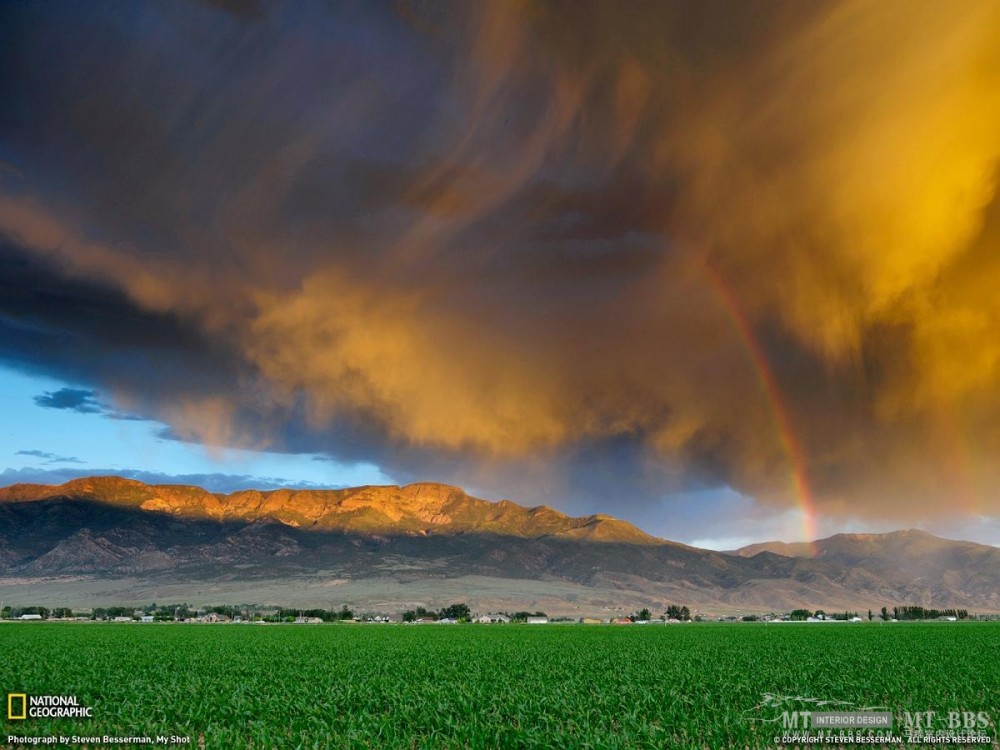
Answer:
[0,603,982,624]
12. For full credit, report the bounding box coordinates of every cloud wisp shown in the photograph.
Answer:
[15,449,85,465]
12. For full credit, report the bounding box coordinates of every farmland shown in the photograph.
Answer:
[2,622,997,748]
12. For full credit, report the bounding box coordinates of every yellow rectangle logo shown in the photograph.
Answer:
[8,693,27,720]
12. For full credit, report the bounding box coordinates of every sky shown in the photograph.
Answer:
[1,0,999,548]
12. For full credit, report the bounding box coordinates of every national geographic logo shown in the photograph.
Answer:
[7,694,26,721]
[7,694,92,720]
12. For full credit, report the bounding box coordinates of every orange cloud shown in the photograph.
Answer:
[2,0,1000,527]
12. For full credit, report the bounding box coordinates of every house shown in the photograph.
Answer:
[140,615,155,623]
[294,616,324,624]
[526,616,548,624]
[475,614,511,624]
[611,617,633,625]
[113,616,133,622]
[201,613,231,623]
[417,617,437,624]
[18,614,43,621]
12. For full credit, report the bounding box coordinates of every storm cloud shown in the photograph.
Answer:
[1,1,999,529]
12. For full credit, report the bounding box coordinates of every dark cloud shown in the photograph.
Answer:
[193,0,263,21]
[14,450,85,465]
[33,388,102,414]
[1,0,999,533]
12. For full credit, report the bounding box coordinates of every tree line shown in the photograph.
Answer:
[400,604,557,622]
[881,605,968,620]
[788,609,859,620]
[786,607,970,621]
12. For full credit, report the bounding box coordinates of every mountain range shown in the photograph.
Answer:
[1,476,997,615]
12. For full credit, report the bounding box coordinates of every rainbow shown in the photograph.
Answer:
[702,263,819,553]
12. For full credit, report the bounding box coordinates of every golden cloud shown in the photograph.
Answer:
[2,0,1000,524]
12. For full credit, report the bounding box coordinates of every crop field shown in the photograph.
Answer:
[2,622,997,748]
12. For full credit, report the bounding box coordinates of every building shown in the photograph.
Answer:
[475,614,511,624]
[526,616,548,624]
[18,614,43,621]
[581,617,603,624]
[611,617,633,625]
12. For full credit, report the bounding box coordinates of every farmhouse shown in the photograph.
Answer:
[475,614,510,624]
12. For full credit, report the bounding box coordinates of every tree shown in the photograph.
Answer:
[663,604,692,621]
[881,606,889,621]
[868,609,873,621]
[439,603,471,621]
[789,609,812,621]
[637,608,651,622]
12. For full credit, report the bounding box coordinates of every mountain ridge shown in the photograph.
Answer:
[728,529,990,559]
[2,476,998,613]
[0,475,663,545]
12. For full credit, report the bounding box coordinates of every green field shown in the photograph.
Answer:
[2,622,997,748]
